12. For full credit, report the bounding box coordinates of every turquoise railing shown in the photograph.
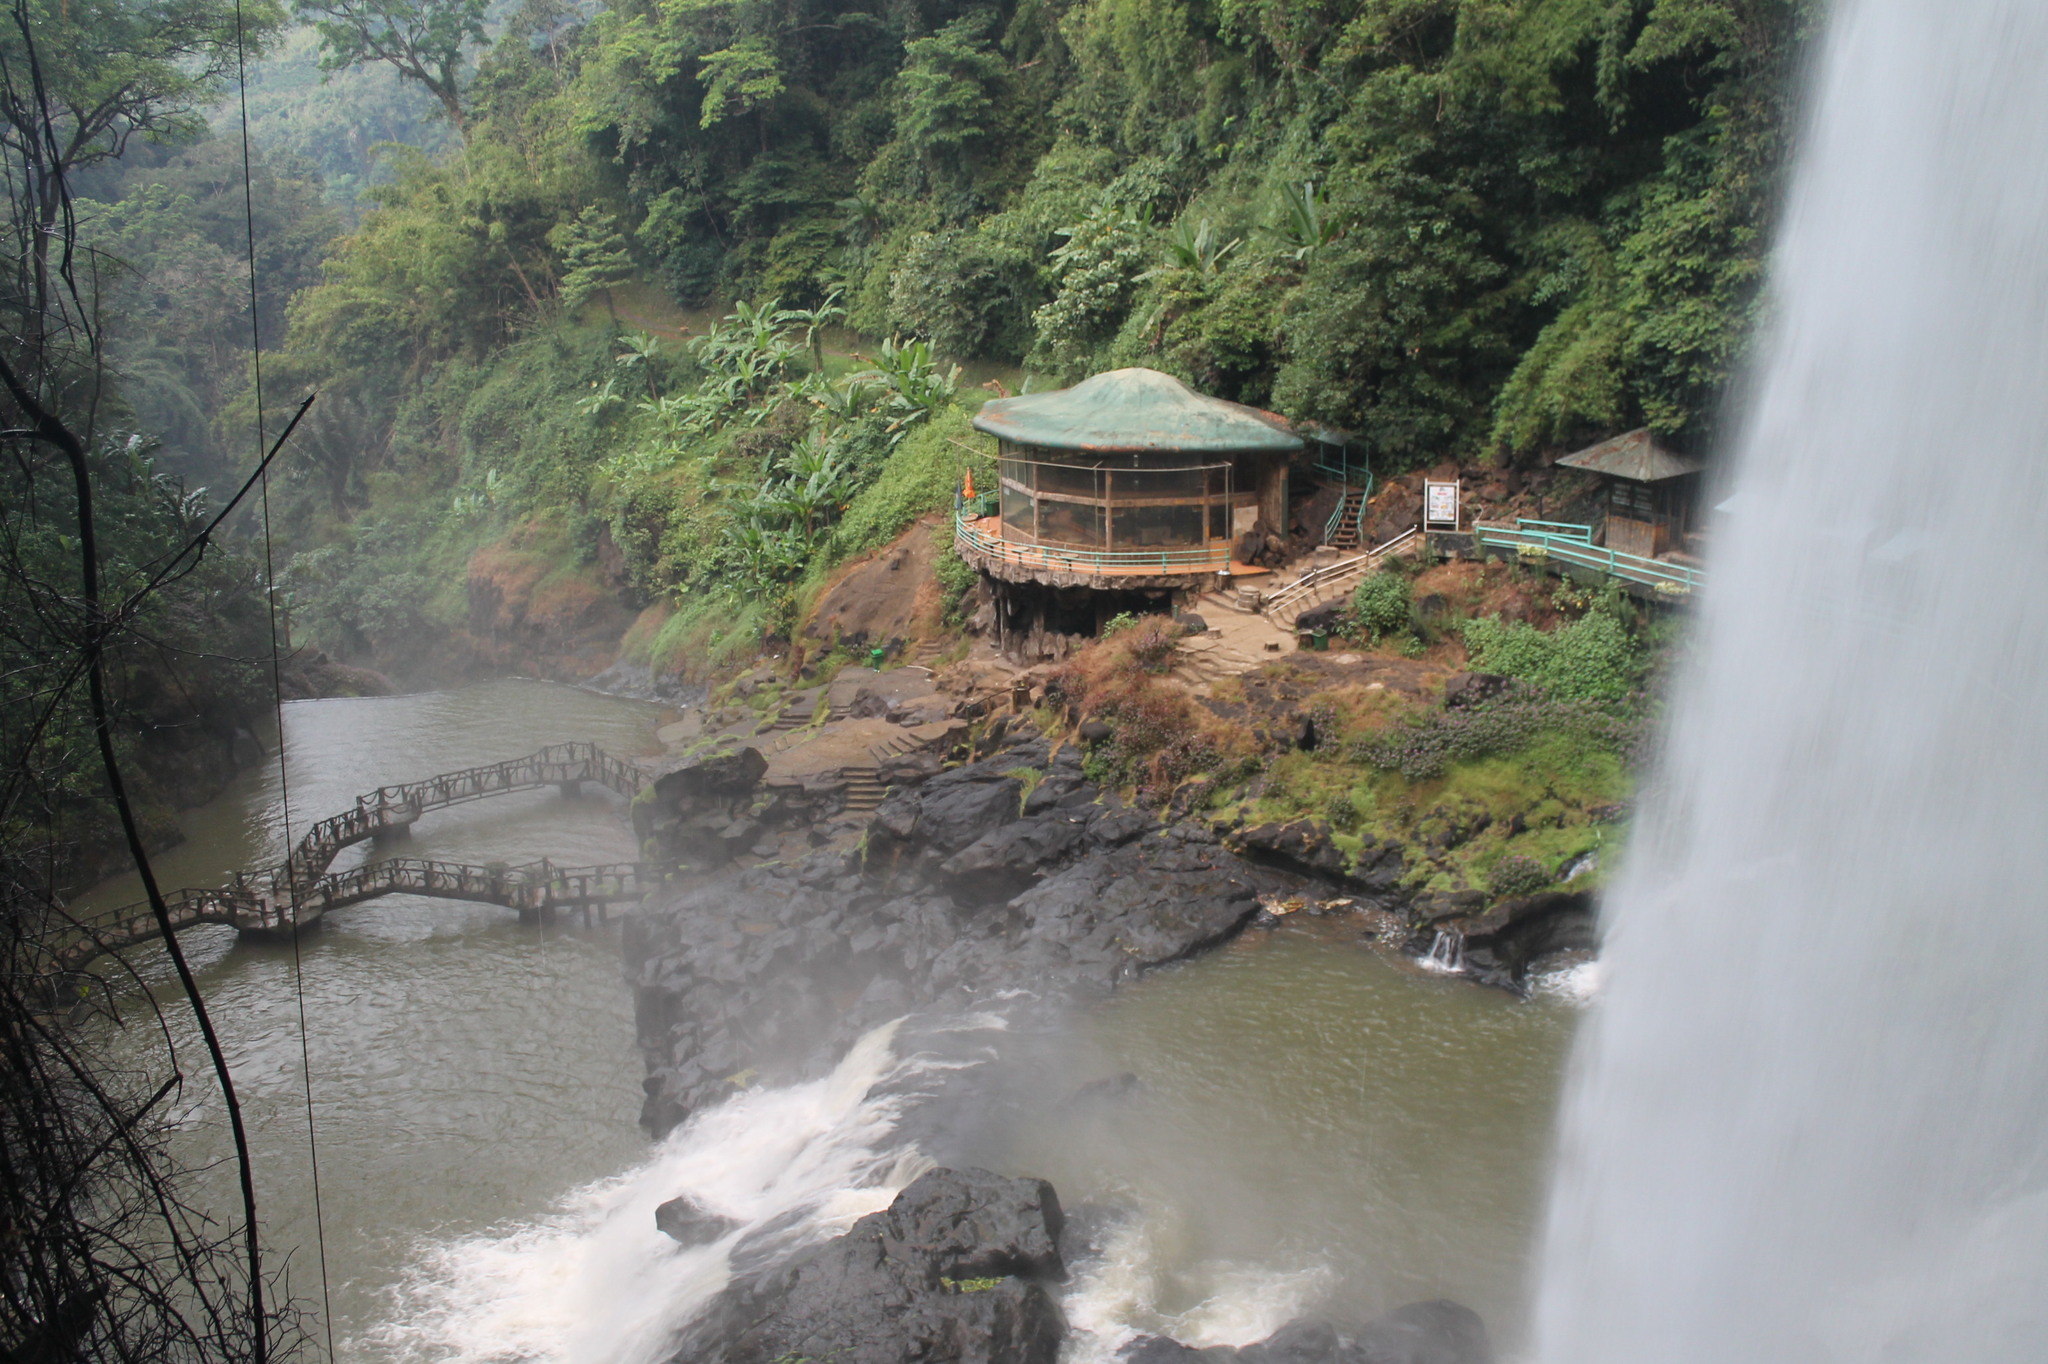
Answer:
[1317,450,1373,545]
[1473,519,1705,594]
[955,511,1232,572]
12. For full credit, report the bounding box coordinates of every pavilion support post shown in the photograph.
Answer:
[1258,459,1288,535]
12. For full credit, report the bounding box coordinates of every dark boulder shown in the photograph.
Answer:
[655,1193,741,1246]
[1176,612,1210,635]
[1059,1072,1142,1111]
[1121,1301,1491,1364]
[1006,830,1283,987]
[652,742,769,799]
[1294,601,1346,634]
[1453,891,1598,986]
[677,1167,1067,1364]
[917,777,1026,854]
[1441,673,1509,708]
[1226,819,1350,883]
[1349,1300,1491,1364]
[1078,719,1114,744]
[939,812,1093,896]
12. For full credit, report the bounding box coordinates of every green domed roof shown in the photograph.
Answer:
[973,368,1303,455]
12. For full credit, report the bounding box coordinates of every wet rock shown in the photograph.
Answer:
[913,775,1027,854]
[655,1194,741,1246]
[677,1168,1067,1364]
[1059,1072,1141,1110]
[939,812,1093,896]
[1450,891,1598,987]
[1347,1300,1492,1364]
[1441,672,1509,708]
[1226,819,1351,883]
[1176,612,1210,635]
[1120,1301,1492,1364]
[651,742,768,800]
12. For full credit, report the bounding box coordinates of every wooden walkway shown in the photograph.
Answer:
[286,741,647,882]
[56,744,655,976]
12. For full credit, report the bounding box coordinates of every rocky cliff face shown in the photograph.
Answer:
[626,699,1554,1364]
[626,729,1322,1136]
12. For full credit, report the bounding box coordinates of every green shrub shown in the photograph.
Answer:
[933,532,979,627]
[817,409,986,569]
[1460,610,1640,701]
[1351,570,1413,641]
[1488,853,1555,898]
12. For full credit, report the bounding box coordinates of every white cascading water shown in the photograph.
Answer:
[363,1021,942,1364]
[1533,3,2048,1361]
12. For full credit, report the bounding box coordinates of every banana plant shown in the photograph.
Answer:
[774,288,846,375]
[1259,181,1342,262]
[1149,216,1242,276]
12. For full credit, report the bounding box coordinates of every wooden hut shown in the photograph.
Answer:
[1556,428,1704,558]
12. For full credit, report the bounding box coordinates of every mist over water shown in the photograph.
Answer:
[1532,3,2048,1359]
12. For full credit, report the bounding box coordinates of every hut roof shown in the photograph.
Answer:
[972,368,1303,455]
[1555,428,1704,482]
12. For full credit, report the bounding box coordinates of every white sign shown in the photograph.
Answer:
[1423,480,1460,529]
[1232,504,1260,537]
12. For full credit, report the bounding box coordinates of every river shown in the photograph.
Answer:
[81,679,1585,1361]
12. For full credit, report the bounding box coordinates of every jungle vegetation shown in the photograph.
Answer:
[156,0,1811,676]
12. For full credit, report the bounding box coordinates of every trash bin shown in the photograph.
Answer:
[869,646,887,670]
[1310,629,1330,652]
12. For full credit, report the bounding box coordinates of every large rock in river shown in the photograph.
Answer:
[676,1167,1067,1364]
[1122,1299,1492,1364]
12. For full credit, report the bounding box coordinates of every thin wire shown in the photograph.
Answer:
[232,6,337,1356]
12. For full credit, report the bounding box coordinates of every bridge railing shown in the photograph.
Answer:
[289,742,649,882]
[1473,519,1704,594]
[54,744,657,975]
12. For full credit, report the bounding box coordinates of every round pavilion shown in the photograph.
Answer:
[959,368,1303,591]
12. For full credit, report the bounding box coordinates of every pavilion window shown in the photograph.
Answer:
[1001,482,1035,538]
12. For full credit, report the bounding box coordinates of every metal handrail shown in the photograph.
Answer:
[1262,526,1421,623]
[955,511,1233,572]
[1505,519,1595,543]
[1319,458,1374,545]
[1474,519,1705,593]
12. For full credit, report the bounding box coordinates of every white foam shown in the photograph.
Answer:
[1530,960,1603,1005]
[1060,1216,1332,1364]
[363,1020,936,1364]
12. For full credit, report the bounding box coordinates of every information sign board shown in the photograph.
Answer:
[1423,480,1461,530]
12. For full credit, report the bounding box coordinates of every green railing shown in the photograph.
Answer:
[1317,451,1373,545]
[955,510,1232,573]
[1473,519,1705,595]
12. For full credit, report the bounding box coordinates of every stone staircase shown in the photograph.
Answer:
[867,729,925,765]
[840,767,889,812]
[761,687,823,734]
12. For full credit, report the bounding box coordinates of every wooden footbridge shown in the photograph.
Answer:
[56,744,656,976]
[285,741,648,881]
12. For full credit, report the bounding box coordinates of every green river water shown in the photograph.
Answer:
[78,679,1582,1361]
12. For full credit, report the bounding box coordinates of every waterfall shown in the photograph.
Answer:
[362,1020,947,1364]
[1532,4,2048,1361]
[1420,929,1466,974]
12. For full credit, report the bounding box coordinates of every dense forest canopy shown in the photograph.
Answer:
[176,0,1803,673]
[53,0,1812,679]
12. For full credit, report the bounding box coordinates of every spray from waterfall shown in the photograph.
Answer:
[364,1020,948,1364]
[1534,3,2048,1360]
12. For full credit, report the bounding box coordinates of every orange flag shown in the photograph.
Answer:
[963,468,977,500]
